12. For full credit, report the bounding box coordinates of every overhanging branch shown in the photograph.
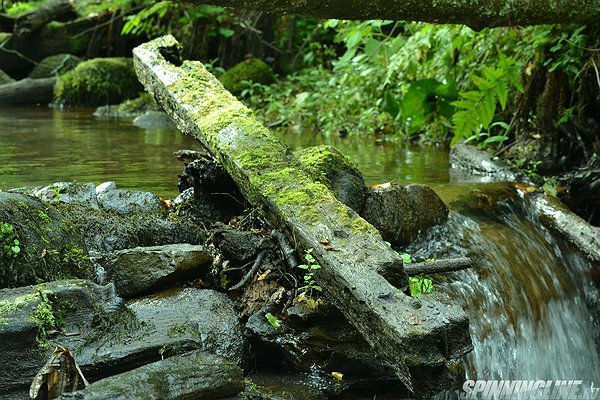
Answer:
[180,0,600,29]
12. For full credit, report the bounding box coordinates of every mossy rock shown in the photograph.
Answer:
[0,69,14,85]
[219,58,274,95]
[54,57,143,106]
[28,54,83,79]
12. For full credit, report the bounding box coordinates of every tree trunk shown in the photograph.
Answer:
[0,77,56,105]
[133,35,472,395]
[177,0,600,29]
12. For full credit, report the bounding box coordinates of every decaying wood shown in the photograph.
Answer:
[180,0,600,29]
[405,257,473,276]
[133,35,472,394]
[0,77,56,105]
[14,0,75,36]
[271,230,299,268]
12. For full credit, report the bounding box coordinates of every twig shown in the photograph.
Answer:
[271,230,298,268]
[0,38,38,65]
[228,249,268,291]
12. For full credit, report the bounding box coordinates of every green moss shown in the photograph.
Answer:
[0,292,39,327]
[29,54,82,79]
[54,57,143,106]
[0,69,14,85]
[295,145,363,187]
[219,58,274,95]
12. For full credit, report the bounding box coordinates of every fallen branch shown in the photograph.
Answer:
[271,230,299,268]
[404,257,473,276]
[228,249,268,291]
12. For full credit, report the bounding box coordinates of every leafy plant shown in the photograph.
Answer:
[409,275,434,297]
[451,54,524,146]
[297,248,323,298]
[399,253,412,264]
[0,222,21,258]
[265,312,281,328]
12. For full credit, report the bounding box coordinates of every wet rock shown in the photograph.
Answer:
[213,225,265,265]
[0,280,121,400]
[59,351,245,400]
[0,191,205,288]
[28,54,82,79]
[449,142,521,183]
[0,68,14,84]
[405,184,449,229]
[362,183,418,246]
[219,58,274,96]
[77,288,246,382]
[33,182,99,208]
[95,181,117,194]
[295,145,367,213]
[95,244,213,298]
[362,182,448,246]
[97,188,164,215]
[132,110,176,129]
[93,94,159,118]
[241,374,328,400]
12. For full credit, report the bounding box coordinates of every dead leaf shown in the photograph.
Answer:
[408,314,420,325]
[372,182,391,190]
[331,371,344,381]
[293,291,307,303]
[30,346,89,400]
[319,239,329,245]
[526,186,537,193]
[257,269,271,281]
[532,134,542,139]
[323,245,339,251]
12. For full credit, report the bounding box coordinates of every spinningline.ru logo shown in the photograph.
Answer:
[460,380,600,399]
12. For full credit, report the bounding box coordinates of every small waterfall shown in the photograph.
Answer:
[407,185,600,388]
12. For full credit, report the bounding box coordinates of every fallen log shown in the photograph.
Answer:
[0,77,56,105]
[404,257,473,276]
[14,0,75,36]
[133,35,472,395]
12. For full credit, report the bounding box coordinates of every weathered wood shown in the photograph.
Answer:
[14,0,75,36]
[404,257,473,276]
[181,0,600,29]
[133,35,472,394]
[0,77,56,105]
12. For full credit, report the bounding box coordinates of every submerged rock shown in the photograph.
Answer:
[132,110,176,129]
[295,145,367,213]
[59,351,245,400]
[95,244,213,298]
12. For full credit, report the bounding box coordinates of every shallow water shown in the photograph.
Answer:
[1,107,598,391]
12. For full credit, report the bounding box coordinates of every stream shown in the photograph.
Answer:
[1,106,598,393]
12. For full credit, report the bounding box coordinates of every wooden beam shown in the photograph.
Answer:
[132,35,472,394]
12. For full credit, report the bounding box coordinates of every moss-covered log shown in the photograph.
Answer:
[13,0,75,36]
[179,0,599,29]
[133,35,471,395]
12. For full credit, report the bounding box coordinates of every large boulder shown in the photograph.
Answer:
[95,244,213,298]
[295,145,367,213]
[96,187,164,216]
[59,351,245,400]
[54,58,142,106]
[219,58,274,95]
[28,54,82,79]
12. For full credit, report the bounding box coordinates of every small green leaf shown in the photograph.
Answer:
[265,313,281,328]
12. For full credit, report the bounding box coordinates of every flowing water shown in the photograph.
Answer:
[1,107,599,391]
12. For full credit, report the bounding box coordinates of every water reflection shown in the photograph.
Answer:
[0,106,196,197]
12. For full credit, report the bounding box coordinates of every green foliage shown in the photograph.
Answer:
[451,54,523,146]
[54,58,142,106]
[122,1,177,36]
[399,253,412,264]
[297,248,322,298]
[4,0,41,17]
[409,275,434,297]
[265,312,281,328]
[31,290,56,350]
[0,222,21,258]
